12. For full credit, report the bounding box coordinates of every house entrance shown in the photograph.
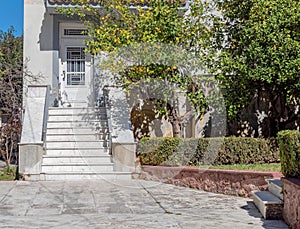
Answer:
[59,24,92,107]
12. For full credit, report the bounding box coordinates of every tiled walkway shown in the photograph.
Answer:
[0,180,288,228]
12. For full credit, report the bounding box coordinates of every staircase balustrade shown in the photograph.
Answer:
[102,87,113,155]
[42,85,51,144]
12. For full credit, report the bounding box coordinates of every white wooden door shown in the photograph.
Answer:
[59,24,92,107]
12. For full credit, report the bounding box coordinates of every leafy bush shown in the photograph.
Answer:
[277,130,300,178]
[138,137,280,166]
[0,118,21,172]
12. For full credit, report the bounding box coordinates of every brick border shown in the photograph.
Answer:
[138,165,283,197]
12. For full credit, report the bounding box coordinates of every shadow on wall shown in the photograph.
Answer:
[130,100,167,140]
[39,10,80,52]
[39,10,84,104]
[227,89,300,138]
[110,95,133,133]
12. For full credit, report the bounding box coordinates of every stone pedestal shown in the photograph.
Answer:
[19,143,44,181]
[112,142,136,172]
[19,86,48,180]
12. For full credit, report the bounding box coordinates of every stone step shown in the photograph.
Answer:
[48,107,106,115]
[43,155,112,164]
[46,127,109,135]
[266,179,283,200]
[46,134,109,141]
[42,172,132,181]
[46,149,109,156]
[251,191,283,220]
[46,141,108,149]
[41,164,114,173]
[47,121,108,129]
[48,114,107,122]
[58,101,89,108]
[41,106,121,181]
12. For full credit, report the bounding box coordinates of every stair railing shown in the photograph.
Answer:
[102,86,113,155]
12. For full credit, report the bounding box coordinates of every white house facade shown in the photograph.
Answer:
[19,0,136,180]
[19,0,216,181]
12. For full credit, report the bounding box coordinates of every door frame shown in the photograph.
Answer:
[58,23,93,106]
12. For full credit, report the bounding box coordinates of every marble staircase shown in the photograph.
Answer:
[41,106,132,180]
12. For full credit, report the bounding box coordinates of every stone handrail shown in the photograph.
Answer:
[42,85,51,143]
[102,86,113,155]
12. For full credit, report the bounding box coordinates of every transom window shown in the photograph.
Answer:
[66,47,85,86]
[64,29,87,36]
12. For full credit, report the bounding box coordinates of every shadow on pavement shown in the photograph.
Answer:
[241,201,288,229]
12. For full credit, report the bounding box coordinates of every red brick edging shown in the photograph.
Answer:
[138,165,283,197]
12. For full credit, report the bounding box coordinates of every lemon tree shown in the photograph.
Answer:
[60,0,215,137]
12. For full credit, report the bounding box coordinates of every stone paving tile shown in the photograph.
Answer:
[0,180,289,229]
[26,205,63,216]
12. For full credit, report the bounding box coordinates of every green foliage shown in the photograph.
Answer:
[277,130,300,178]
[60,0,213,56]
[0,27,23,116]
[0,27,23,170]
[209,163,281,172]
[138,137,279,166]
[212,0,300,123]
[0,119,22,170]
[0,166,16,181]
[58,0,218,134]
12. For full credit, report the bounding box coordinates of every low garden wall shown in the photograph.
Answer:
[138,165,282,197]
[282,178,300,229]
[278,130,300,228]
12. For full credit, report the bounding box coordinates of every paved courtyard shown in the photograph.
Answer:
[0,179,288,228]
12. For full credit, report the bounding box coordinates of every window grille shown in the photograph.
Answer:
[66,47,85,85]
[64,29,87,36]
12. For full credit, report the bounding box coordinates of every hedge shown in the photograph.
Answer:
[277,130,300,178]
[138,137,280,166]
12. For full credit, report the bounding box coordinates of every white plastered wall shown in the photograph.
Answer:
[24,0,54,88]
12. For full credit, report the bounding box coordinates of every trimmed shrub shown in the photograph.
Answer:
[138,137,280,166]
[277,130,300,178]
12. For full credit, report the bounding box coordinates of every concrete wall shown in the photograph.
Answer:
[126,86,201,139]
[24,0,54,87]
[108,87,135,143]
[24,0,85,106]
[21,86,48,143]
[19,85,48,180]
[106,87,137,171]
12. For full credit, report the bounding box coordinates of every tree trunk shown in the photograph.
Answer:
[168,101,182,138]
[4,141,11,172]
[260,86,289,137]
[171,115,181,138]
